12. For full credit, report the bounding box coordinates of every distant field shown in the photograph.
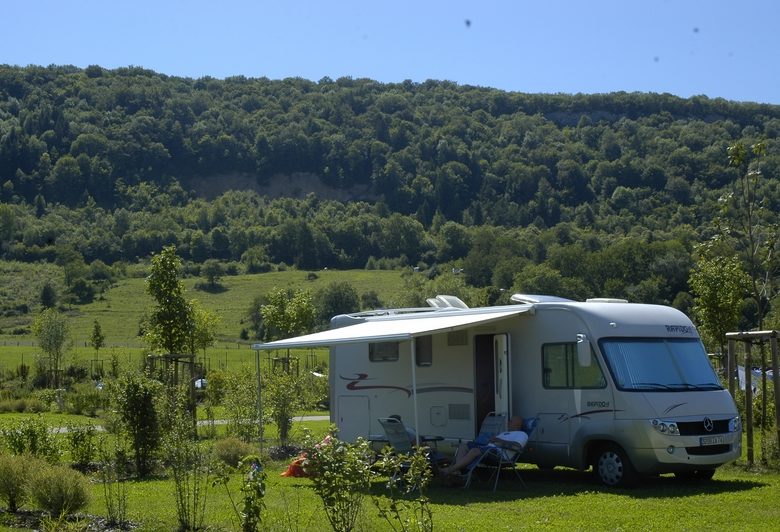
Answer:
[0,268,408,347]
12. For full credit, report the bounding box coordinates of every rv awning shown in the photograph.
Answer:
[252,307,530,350]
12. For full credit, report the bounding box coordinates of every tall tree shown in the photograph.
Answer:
[145,245,193,354]
[315,281,360,328]
[721,140,779,329]
[689,246,750,362]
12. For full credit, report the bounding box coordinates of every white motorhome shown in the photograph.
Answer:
[255,294,741,486]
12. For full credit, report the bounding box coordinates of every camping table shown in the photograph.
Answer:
[368,434,444,450]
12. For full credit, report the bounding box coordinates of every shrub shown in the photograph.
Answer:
[109,372,162,477]
[161,384,211,532]
[66,382,106,417]
[98,438,130,527]
[303,428,373,532]
[213,437,257,468]
[66,425,98,469]
[31,388,58,409]
[1,415,60,463]
[28,464,90,516]
[24,398,47,413]
[214,455,267,532]
[264,370,308,444]
[373,446,434,531]
[0,454,42,512]
[222,367,260,443]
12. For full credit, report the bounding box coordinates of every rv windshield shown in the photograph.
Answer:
[600,338,721,392]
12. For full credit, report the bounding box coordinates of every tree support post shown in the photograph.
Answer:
[727,339,736,398]
[772,336,780,458]
[744,342,753,466]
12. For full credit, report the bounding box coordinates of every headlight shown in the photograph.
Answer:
[651,418,680,435]
[729,416,741,432]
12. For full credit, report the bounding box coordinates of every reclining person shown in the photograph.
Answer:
[440,416,528,475]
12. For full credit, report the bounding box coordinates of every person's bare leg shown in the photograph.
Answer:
[441,448,482,474]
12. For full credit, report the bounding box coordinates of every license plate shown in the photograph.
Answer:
[700,435,725,446]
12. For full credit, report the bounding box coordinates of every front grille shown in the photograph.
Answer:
[677,419,730,436]
[686,444,730,456]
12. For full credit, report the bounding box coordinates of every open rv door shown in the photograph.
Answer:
[494,333,510,417]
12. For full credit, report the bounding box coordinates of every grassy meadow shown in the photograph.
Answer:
[0,267,409,374]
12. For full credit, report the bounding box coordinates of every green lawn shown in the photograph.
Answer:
[0,410,778,530]
[65,462,780,531]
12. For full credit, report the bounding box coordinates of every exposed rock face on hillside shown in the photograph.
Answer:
[188,172,377,202]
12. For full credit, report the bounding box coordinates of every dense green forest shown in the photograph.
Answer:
[1,64,779,333]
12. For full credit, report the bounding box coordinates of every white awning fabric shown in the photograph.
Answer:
[252,307,530,350]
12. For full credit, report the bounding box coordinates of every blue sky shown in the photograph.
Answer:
[4,0,779,104]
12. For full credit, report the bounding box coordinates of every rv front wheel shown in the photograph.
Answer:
[595,444,637,487]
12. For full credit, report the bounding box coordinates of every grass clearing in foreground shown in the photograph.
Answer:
[74,462,780,531]
[0,411,777,530]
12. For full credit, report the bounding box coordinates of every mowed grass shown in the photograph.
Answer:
[71,462,780,531]
[0,410,778,530]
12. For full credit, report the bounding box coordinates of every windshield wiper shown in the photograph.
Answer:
[630,382,673,390]
[671,383,723,391]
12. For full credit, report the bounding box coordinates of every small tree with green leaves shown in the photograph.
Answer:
[90,319,105,357]
[160,382,211,532]
[261,287,315,341]
[98,436,130,528]
[188,299,220,357]
[40,281,57,309]
[264,370,308,445]
[689,244,750,363]
[109,372,162,477]
[32,308,70,388]
[303,428,374,532]
[223,367,261,443]
[373,446,434,532]
[201,258,224,288]
[213,455,267,532]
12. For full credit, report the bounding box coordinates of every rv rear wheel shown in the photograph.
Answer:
[595,444,637,487]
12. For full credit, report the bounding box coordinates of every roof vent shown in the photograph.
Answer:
[426,295,469,309]
[510,294,573,304]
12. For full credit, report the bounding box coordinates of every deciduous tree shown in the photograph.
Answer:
[32,308,70,387]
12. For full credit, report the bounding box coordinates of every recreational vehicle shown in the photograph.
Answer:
[254,294,741,487]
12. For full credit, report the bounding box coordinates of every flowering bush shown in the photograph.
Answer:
[303,428,373,532]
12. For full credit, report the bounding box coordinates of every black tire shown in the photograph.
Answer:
[674,469,716,481]
[594,444,637,487]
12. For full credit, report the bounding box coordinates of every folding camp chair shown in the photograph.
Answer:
[378,417,414,453]
[454,412,506,489]
[459,415,538,491]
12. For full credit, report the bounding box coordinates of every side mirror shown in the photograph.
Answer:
[577,334,592,367]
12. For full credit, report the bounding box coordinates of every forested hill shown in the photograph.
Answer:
[1,65,779,321]
[2,65,779,217]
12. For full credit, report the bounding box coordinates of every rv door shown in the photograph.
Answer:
[494,334,510,417]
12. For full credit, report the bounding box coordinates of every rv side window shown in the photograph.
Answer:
[542,343,606,389]
[369,342,399,362]
[415,335,433,366]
